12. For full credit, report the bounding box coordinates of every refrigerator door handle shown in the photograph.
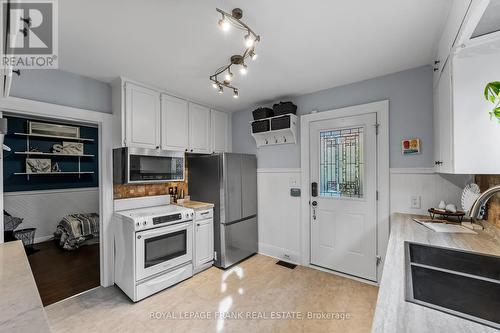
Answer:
[221,215,257,226]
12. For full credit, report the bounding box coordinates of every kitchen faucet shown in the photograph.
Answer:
[468,185,500,221]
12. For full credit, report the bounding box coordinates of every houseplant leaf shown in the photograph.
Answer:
[484,81,500,103]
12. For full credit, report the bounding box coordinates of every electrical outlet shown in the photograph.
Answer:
[410,195,421,209]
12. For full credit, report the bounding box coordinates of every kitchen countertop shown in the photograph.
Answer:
[0,241,51,333]
[372,213,500,333]
[175,200,214,211]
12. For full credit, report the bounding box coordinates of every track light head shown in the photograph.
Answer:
[244,34,254,47]
[249,50,258,61]
[224,70,233,82]
[218,85,224,94]
[240,64,248,75]
[218,18,230,32]
[233,89,239,99]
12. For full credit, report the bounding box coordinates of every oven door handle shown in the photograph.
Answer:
[136,221,191,238]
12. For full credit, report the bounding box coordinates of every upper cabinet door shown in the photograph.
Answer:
[125,82,161,149]
[161,94,189,151]
[434,0,471,80]
[188,103,211,154]
[211,110,229,153]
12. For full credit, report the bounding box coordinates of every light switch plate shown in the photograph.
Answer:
[410,195,421,209]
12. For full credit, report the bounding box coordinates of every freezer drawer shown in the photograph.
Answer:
[220,216,258,268]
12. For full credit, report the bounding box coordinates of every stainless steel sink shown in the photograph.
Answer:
[405,242,500,329]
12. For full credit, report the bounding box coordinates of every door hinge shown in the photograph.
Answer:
[214,251,217,261]
[375,123,380,135]
[376,191,379,201]
[376,255,382,266]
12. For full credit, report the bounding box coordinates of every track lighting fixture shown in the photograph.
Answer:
[210,7,260,98]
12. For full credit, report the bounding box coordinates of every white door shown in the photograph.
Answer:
[188,103,211,154]
[195,219,214,267]
[310,113,378,281]
[161,94,189,152]
[125,82,161,149]
[211,109,228,153]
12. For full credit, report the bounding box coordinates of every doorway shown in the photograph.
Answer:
[300,100,389,283]
[309,113,377,281]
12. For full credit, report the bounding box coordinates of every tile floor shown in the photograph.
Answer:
[45,254,378,333]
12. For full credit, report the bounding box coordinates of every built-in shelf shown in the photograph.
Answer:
[14,151,94,157]
[14,132,94,142]
[14,171,94,176]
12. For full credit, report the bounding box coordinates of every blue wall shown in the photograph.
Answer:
[232,66,435,169]
[9,69,112,113]
[3,116,99,192]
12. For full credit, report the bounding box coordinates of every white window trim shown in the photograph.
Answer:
[0,97,115,288]
[300,100,390,283]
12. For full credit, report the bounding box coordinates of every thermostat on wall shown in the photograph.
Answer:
[290,188,301,197]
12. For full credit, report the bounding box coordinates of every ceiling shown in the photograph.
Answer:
[58,0,451,112]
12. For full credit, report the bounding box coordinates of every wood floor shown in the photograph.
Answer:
[45,254,378,333]
[28,241,100,306]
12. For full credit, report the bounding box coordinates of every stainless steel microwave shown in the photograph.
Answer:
[113,147,184,184]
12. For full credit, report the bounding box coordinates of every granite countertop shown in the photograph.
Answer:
[0,241,51,333]
[175,200,214,211]
[372,213,500,333]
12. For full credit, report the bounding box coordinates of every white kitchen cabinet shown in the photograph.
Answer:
[211,109,229,153]
[112,79,161,148]
[194,209,214,272]
[188,103,211,154]
[124,82,161,149]
[434,60,453,173]
[433,0,472,81]
[433,39,500,174]
[161,94,189,152]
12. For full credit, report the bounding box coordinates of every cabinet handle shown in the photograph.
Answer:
[156,146,160,149]
[190,149,193,152]
[196,223,200,226]
[434,60,440,65]
[185,149,188,152]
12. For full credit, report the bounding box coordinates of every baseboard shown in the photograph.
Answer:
[258,243,301,265]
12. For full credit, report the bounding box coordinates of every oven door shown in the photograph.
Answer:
[127,148,184,184]
[135,222,192,281]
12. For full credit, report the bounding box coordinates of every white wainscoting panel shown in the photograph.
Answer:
[4,188,99,243]
[390,169,472,215]
[257,168,301,264]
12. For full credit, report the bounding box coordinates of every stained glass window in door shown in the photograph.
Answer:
[319,127,364,198]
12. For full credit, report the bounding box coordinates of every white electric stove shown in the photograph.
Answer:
[113,195,194,302]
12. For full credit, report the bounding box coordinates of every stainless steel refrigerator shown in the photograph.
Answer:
[188,153,257,269]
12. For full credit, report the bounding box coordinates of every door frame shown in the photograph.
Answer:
[0,97,115,288]
[300,100,389,283]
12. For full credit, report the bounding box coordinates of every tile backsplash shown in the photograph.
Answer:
[113,182,188,199]
[475,175,500,228]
